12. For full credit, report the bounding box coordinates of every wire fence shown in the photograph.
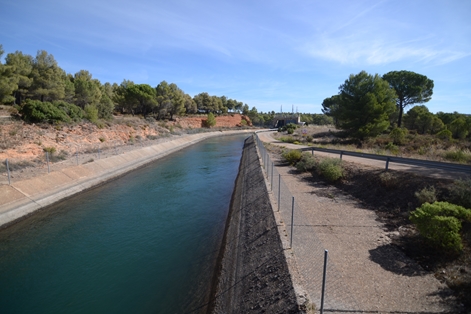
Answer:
[254,133,362,313]
[0,135,178,185]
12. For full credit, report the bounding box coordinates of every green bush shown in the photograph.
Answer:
[279,136,296,143]
[415,186,437,205]
[448,179,471,209]
[385,142,400,155]
[317,158,343,182]
[295,152,317,172]
[282,149,302,165]
[54,101,84,122]
[409,201,471,253]
[84,104,99,123]
[436,129,452,141]
[443,149,471,163]
[20,100,72,124]
[204,112,216,128]
[389,127,408,145]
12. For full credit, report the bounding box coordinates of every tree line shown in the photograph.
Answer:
[321,70,471,141]
[0,45,252,123]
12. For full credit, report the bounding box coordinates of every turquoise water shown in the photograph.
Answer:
[0,134,248,314]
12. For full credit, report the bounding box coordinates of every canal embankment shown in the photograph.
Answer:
[0,130,252,228]
[210,135,303,313]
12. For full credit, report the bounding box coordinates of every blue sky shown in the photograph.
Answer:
[1,0,470,114]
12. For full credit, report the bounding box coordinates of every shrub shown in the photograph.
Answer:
[378,171,399,189]
[443,149,471,163]
[448,179,471,209]
[84,104,99,123]
[415,186,437,205]
[203,112,216,128]
[279,136,296,143]
[43,146,56,154]
[20,100,71,124]
[389,127,408,145]
[54,101,84,122]
[317,158,343,182]
[385,142,400,155]
[409,202,471,253]
[436,129,452,141]
[282,149,302,165]
[295,153,317,172]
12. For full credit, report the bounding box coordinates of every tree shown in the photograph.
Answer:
[73,70,102,108]
[183,93,197,114]
[125,84,156,116]
[5,51,33,105]
[28,50,66,102]
[383,70,434,128]
[336,71,397,140]
[403,105,444,134]
[193,92,212,113]
[321,95,341,126]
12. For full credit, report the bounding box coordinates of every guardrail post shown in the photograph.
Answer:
[6,159,11,185]
[386,157,390,170]
[271,162,274,191]
[340,151,343,160]
[312,147,314,155]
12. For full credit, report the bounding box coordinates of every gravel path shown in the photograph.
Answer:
[258,133,459,313]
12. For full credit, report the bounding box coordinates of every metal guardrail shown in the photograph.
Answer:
[301,146,471,174]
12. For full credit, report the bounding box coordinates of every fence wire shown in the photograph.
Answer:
[254,133,362,313]
[1,136,174,185]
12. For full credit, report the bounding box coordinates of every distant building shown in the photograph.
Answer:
[273,113,302,128]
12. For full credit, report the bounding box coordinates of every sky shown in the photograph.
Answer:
[1,0,470,114]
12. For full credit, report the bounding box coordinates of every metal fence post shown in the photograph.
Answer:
[6,159,11,185]
[340,151,343,160]
[320,249,329,314]
[312,147,314,155]
[46,151,50,173]
[290,196,294,248]
[271,162,274,191]
[386,157,390,170]
[278,174,281,212]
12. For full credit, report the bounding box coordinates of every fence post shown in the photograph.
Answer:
[278,174,281,212]
[46,151,50,173]
[6,159,11,185]
[290,196,294,249]
[385,157,390,170]
[320,250,329,314]
[340,151,343,160]
[271,162,274,191]
[312,147,314,155]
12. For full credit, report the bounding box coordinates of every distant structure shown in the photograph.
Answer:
[272,112,302,128]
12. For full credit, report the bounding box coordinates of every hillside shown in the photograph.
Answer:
[0,111,252,162]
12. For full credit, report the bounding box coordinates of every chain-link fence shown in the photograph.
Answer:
[0,134,179,185]
[254,133,362,313]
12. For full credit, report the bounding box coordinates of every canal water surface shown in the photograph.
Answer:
[0,134,249,313]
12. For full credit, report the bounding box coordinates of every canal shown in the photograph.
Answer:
[0,134,249,313]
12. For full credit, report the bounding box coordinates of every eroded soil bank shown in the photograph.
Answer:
[210,136,302,313]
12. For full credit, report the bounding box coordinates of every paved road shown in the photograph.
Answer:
[258,131,470,181]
